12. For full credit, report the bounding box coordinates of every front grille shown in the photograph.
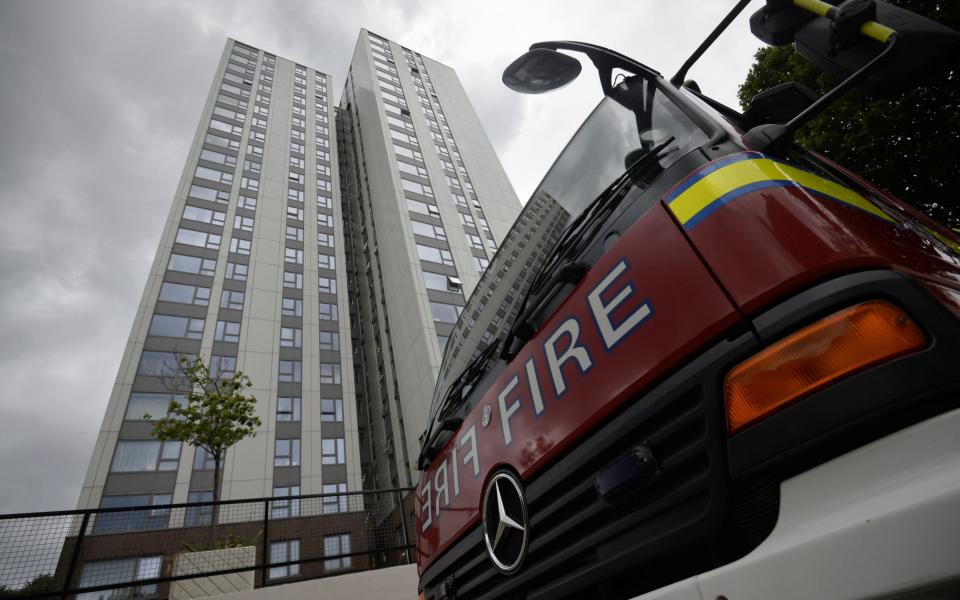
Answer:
[423,356,778,600]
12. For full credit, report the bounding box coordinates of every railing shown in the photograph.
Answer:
[0,487,416,599]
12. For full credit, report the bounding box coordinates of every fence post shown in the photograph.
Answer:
[394,490,412,564]
[260,499,269,587]
[61,512,91,600]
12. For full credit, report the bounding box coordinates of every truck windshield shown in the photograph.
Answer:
[427,75,708,430]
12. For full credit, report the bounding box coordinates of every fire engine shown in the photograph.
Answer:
[416,1,960,598]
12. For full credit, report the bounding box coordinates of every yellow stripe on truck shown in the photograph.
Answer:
[666,154,894,230]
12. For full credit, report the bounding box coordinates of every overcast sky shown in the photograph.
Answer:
[0,0,762,514]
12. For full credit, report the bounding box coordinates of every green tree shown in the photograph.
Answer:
[150,355,261,542]
[737,1,960,227]
[0,574,55,598]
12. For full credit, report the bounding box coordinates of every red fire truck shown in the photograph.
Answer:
[416,1,960,598]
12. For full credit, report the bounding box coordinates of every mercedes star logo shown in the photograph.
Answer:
[482,471,529,573]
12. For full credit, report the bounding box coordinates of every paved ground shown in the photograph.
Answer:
[203,565,419,600]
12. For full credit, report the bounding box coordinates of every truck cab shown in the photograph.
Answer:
[416,2,960,598]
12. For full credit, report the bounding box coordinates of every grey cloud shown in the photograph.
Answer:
[0,0,760,514]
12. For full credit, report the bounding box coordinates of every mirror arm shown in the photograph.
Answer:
[671,0,754,86]
[743,33,898,155]
[530,40,660,95]
[785,33,897,133]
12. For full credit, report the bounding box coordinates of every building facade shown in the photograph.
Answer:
[78,39,360,512]
[77,32,520,514]
[338,31,521,490]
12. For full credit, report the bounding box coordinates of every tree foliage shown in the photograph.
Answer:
[737,0,960,226]
[150,355,261,508]
[0,574,55,598]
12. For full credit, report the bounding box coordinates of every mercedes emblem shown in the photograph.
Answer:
[481,471,529,573]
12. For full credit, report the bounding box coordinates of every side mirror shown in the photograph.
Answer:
[794,2,960,94]
[744,82,819,126]
[751,1,960,94]
[502,48,582,94]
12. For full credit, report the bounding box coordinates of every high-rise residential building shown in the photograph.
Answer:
[77,33,520,513]
[78,39,357,511]
[338,31,520,490]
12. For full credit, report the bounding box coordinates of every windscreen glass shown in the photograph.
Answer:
[427,75,709,428]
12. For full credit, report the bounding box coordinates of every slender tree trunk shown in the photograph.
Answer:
[209,452,222,547]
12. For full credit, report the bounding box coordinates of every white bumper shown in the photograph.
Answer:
[636,407,960,600]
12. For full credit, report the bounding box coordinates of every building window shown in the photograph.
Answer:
[136,351,183,377]
[282,297,302,317]
[430,301,462,324]
[317,195,332,209]
[225,262,248,281]
[199,149,236,167]
[287,205,304,221]
[318,331,339,351]
[125,393,185,421]
[277,397,301,422]
[285,248,303,264]
[283,271,303,290]
[319,302,338,321]
[238,195,257,210]
[158,282,210,306]
[279,360,302,383]
[195,166,233,185]
[111,441,181,472]
[321,398,343,422]
[220,290,245,310]
[411,220,446,241]
[317,213,334,228]
[409,199,440,219]
[438,334,449,352]
[474,256,489,272]
[416,244,454,266]
[183,205,226,226]
[149,314,205,340]
[168,253,216,276]
[401,177,433,197]
[280,327,302,348]
[229,237,251,255]
[269,540,300,579]
[77,556,162,600]
[215,320,241,343]
[288,188,304,203]
[323,534,351,571]
[321,438,346,465]
[274,439,301,467]
[397,159,428,178]
[318,232,334,248]
[317,253,336,270]
[322,483,348,514]
[271,487,301,519]
[176,228,221,250]
[319,362,341,384]
[184,491,213,527]
[234,215,255,232]
[94,495,172,533]
[286,226,304,241]
[421,271,461,293]
[318,277,337,294]
[209,355,237,378]
[192,448,217,470]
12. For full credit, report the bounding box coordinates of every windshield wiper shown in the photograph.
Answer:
[418,339,502,469]
[501,136,676,360]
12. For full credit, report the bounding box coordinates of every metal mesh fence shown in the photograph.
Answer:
[0,488,416,599]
